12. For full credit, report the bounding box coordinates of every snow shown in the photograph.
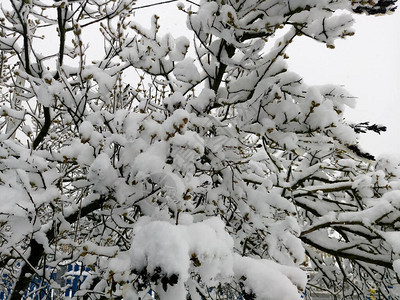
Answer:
[382,231,400,254]
[163,92,186,112]
[0,186,33,218]
[233,255,306,300]
[393,259,400,277]
[79,121,95,142]
[1,0,399,299]
[87,153,119,193]
[82,66,116,103]
[188,88,215,113]
[125,216,306,299]
[169,36,190,62]
[173,58,201,85]
[128,217,234,299]
[132,141,169,179]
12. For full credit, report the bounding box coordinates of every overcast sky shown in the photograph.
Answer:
[3,0,397,157]
[286,10,400,157]
[136,1,400,157]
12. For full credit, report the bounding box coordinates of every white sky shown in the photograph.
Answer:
[287,10,400,157]
[5,0,397,157]
[136,1,400,157]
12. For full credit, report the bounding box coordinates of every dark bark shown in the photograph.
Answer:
[300,235,393,269]
[10,240,44,300]
[9,195,108,298]
[32,107,51,150]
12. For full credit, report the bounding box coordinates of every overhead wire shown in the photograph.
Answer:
[132,0,199,10]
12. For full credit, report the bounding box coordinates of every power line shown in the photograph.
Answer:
[133,0,199,11]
